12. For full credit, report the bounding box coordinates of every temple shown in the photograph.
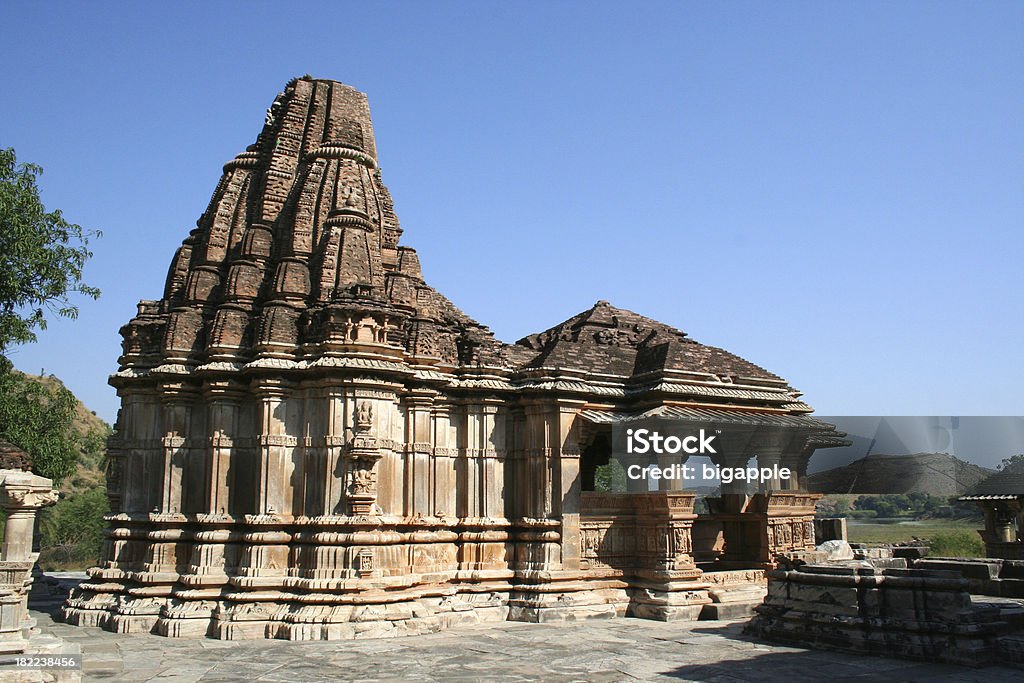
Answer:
[62,77,846,640]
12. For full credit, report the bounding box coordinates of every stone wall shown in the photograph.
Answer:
[747,563,1013,666]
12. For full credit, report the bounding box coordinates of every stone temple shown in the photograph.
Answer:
[63,77,847,640]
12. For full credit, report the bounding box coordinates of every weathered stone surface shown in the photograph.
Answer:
[816,539,854,561]
[747,564,1022,667]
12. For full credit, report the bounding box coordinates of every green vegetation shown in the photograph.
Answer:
[817,492,979,521]
[928,530,986,558]
[0,359,81,485]
[819,492,984,552]
[998,454,1024,473]
[846,518,980,545]
[38,487,109,569]
[0,147,100,353]
[0,368,111,569]
[0,147,107,569]
[593,459,627,493]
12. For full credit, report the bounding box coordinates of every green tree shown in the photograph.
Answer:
[0,358,79,484]
[998,454,1024,473]
[0,147,99,352]
[39,487,109,568]
[594,459,627,493]
[0,147,100,484]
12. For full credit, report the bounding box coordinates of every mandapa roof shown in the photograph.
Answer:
[514,300,786,383]
[961,467,1024,499]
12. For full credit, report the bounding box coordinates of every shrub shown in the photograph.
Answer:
[38,487,108,569]
[927,530,984,558]
[593,460,627,493]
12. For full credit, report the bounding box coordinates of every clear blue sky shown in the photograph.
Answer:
[2,2,1021,424]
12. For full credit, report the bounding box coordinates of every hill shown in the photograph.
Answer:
[807,452,993,496]
[14,370,110,495]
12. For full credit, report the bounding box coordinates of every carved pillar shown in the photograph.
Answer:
[656,454,686,492]
[404,392,434,518]
[253,379,294,516]
[523,403,554,519]
[556,401,584,570]
[0,469,58,654]
[323,386,347,516]
[431,401,457,518]
[119,387,162,514]
[756,447,784,493]
[158,382,199,514]
[480,401,506,520]
[105,433,124,514]
[205,380,245,515]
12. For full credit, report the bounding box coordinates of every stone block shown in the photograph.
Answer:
[699,601,759,620]
[816,540,854,560]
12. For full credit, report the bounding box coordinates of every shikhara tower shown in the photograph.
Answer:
[64,77,844,639]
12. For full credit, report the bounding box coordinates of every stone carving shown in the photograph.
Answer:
[355,402,372,430]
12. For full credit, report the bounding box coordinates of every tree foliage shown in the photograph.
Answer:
[0,358,78,484]
[998,454,1024,473]
[0,147,100,353]
[38,487,109,568]
[594,459,627,493]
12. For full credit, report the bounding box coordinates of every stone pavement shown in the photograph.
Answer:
[14,609,1023,683]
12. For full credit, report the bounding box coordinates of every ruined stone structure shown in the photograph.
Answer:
[62,77,846,640]
[961,469,1024,560]
[747,562,1024,667]
[0,442,80,680]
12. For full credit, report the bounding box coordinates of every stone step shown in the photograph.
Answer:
[997,634,1024,667]
[970,596,1024,630]
[700,601,761,620]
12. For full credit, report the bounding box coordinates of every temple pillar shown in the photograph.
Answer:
[0,469,58,655]
[253,379,296,517]
[756,447,784,493]
[323,386,347,516]
[204,380,245,516]
[431,401,457,518]
[657,454,686,492]
[556,401,584,570]
[119,388,162,514]
[404,392,435,518]
[157,381,200,515]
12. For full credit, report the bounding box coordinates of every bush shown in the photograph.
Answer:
[593,460,627,493]
[38,487,108,569]
[927,530,984,558]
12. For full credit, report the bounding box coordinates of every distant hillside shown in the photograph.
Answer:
[808,452,993,496]
[15,371,110,495]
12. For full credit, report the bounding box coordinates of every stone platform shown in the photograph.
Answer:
[14,608,1023,682]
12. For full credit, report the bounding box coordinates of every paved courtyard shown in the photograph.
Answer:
[15,609,1021,682]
